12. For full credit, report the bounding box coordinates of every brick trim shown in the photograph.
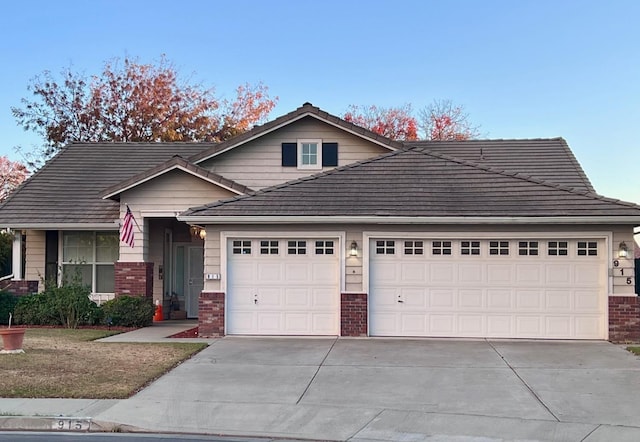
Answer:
[341,293,368,336]
[609,296,640,343]
[1,280,38,296]
[114,262,153,297]
[199,291,225,337]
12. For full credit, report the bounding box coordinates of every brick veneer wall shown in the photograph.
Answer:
[114,262,153,297]
[341,293,368,336]
[199,291,225,337]
[609,296,640,342]
[2,280,38,296]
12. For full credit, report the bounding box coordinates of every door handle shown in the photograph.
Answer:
[397,295,403,303]
[254,294,258,305]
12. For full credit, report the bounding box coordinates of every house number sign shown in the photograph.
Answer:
[52,418,91,431]
[613,259,634,285]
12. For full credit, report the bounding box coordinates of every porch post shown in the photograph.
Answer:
[11,230,22,280]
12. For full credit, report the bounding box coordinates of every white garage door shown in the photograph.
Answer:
[369,238,607,339]
[227,238,340,335]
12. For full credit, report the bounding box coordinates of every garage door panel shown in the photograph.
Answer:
[458,264,483,283]
[370,237,606,339]
[258,262,283,281]
[516,265,542,283]
[487,289,512,309]
[545,290,571,309]
[284,287,311,307]
[258,313,282,333]
[430,264,455,282]
[515,290,543,309]
[459,289,483,308]
[311,262,338,283]
[487,264,513,283]
[430,289,455,308]
[284,263,310,281]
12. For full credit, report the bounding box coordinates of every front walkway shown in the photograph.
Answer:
[97,320,216,344]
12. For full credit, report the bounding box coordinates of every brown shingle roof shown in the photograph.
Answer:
[0,142,210,227]
[406,138,594,192]
[182,145,640,219]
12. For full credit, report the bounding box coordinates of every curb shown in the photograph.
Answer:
[0,416,141,433]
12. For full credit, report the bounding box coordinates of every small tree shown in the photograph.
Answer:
[0,156,28,202]
[13,56,278,168]
[418,99,480,140]
[343,104,418,141]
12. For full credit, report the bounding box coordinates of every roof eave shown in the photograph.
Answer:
[177,215,640,225]
[0,222,119,230]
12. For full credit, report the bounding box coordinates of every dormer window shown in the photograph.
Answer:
[298,139,321,169]
[281,141,338,169]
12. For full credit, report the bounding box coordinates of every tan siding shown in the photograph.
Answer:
[199,118,390,190]
[25,230,45,288]
[612,225,636,295]
[119,170,235,262]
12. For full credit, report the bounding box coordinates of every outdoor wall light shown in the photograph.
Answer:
[190,225,207,240]
[199,228,207,240]
[618,241,628,258]
[350,241,358,257]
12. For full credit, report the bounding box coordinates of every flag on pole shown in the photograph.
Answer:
[121,206,135,248]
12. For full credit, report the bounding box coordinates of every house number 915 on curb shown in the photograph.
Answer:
[53,418,90,431]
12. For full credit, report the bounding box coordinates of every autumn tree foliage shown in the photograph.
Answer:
[12,56,277,166]
[0,156,28,202]
[343,104,418,141]
[419,99,480,141]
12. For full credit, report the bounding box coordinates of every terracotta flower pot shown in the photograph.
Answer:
[0,327,26,354]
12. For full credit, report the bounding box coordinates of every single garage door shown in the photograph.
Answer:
[369,238,607,339]
[227,238,340,335]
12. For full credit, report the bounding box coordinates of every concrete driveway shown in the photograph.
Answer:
[95,338,640,441]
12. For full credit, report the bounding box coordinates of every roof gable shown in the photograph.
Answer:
[188,102,404,164]
[101,156,252,200]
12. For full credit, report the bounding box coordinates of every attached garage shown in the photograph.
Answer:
[226,237,341,335]
[369,237,607,339]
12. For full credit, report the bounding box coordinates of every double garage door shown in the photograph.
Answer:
[225,236,607,339]
[370,238,607,339]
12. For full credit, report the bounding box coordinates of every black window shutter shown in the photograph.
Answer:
[281,143,297,167]
[322,142,338,167]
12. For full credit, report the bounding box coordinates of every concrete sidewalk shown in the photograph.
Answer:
[1,329,640,441]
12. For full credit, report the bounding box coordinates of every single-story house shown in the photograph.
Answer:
[1,103,638,341]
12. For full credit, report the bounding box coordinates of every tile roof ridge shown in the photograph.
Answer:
[409,147,640,209]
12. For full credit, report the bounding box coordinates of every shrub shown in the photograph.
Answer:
[13,281,101,328]
[101,296,154,328]
[0,291,18,325]
[14,292,58,325]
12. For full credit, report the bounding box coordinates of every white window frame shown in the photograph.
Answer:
[297,139,322,170]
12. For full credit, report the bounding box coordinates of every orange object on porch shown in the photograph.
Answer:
[153,300,163,322]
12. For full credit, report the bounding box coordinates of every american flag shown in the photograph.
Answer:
[121,206,135,248]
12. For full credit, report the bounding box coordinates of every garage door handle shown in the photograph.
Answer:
[397,299,404,303]
[254,295,258,305]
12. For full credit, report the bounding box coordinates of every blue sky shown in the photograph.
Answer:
[1,0,638,203]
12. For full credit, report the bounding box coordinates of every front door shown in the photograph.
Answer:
[186,246,204,318]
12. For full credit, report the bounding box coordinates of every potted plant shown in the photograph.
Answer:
[0,313,26,354]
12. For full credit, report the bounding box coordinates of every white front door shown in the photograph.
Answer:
[227,238,340,335]
[369,238,607,339]
[187,246,204,318]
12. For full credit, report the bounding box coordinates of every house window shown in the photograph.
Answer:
[298,139,322,170]
[577,241,598,256]
[404,241,424,255]
[62,231,119,293]
[518,241,538,256]
[288,240,307,255]
[232,240,251,255]
[548,241,568,256]
[260,240,278,255]
[376,240,395,255]
[460,241,480,256]
[489,241,509,256]
[432,241,452,256]
[315,240,334,255]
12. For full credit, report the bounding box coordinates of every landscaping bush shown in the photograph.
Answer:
[14,292,59,325]
[0,291,18,324]
[101,295,154,327]
[14,282,101,328]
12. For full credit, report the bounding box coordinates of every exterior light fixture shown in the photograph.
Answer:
[618,241,628,258]
[190,225,206,240]
[199,228,207,240]
[350,241,358,257]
